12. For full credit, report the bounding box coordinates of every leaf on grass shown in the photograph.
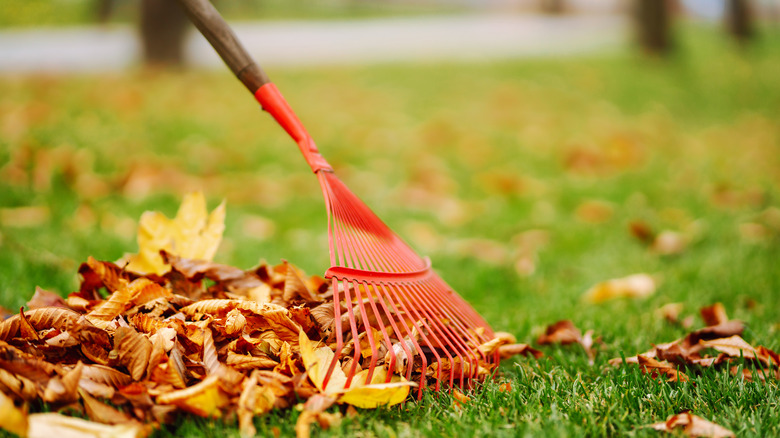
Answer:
[298,331,412,408]
[337,378,412,409]
[582,273,656,303]
[498,343,543,360]
[156,374,229,418]
[637,355,690,383]
[700,303,729,327]
[79,389,134,425]
[295,409,342,438]
[699,335,757,360]
[537,320,582,345]
[452,388,470,407]
[646,412,734,438]
[299,331,346,395]
[0,390,28,437]
[124,192,225,275]
[27,412,144,438]
[651,230,688,255]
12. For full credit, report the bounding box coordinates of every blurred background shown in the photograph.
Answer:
[0,1,778,337]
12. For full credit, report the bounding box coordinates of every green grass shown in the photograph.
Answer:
[1,26,779,436]
[0,0,460,28]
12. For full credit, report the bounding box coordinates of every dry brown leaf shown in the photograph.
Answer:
[27,286,67,309]
[112,327,152,381]
[637,355,689,383]
[646,411,734,438]
[79,389,135,425]
[699,335,758,360]
[582,273,656,303]
[700,303,729,327]
[498,343,544,360]
[452,388,471,407]
[537,320,581,345]
[43,361,83,403]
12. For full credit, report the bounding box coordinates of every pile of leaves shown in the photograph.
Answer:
[0,193,520,438]
[609,303,780,383]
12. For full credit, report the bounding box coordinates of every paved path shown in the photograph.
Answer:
[0,14,626,73]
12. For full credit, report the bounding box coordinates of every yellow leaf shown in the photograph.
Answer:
[337,379,412,409]
[27,412,143,438]
[300,332,415,408]
[298,331,347,395]
[125,192,225,275]
[156,375,229,418]
[0,390,27,437]
[582,273,656,303]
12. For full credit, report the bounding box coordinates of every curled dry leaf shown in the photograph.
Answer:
[646,412,735,438]
[498,343,543,360]
[27,287,67,310]
[536,320,597,363]
[582,273,656,303]
[611,303,777,384]
[700,303,729,327]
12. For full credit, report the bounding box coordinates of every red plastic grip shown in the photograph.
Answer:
[254,83,332,173]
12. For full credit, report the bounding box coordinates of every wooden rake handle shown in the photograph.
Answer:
[176,0,270,93]
[175,0,332,173]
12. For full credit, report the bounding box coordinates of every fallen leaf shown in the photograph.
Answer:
[651,230,688,255]
[699,335,757,360]
[298,330,347,395]
[646,411,734,437]
[27,286,67,309]
[637,355,689,383]
[700,303,729,327]
[156,374,229,418]
[27,412,143,438]
[452,388,470,407]
[537,320,581,345]
[575,200,614,224]
[0,390,28,437]
[498,343,543,360]
[582,273,656,303]
[124,192,225,275]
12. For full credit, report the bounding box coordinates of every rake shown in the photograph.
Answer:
[177,0,497,396]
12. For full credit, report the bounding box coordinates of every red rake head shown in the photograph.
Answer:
[255,83,497,397]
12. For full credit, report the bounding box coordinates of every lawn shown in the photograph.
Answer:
[1,25,779,436]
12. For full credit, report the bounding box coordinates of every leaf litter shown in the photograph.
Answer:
[0,193,527,438]
[610,302,780,384]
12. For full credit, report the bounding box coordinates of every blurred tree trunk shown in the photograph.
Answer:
[96,0,114,24]
[635,0,673,56]
[140,0,189,66]
[540,0,565,14]
[725,0,755,45]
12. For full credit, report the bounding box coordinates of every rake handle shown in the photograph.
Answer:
[176,0,270,93]
[176,0,332,173]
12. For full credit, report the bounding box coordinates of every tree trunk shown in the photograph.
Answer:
[725,0,755,45]
[635,0,672,56]
[140,0,189,66]
[540,0,565,15]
